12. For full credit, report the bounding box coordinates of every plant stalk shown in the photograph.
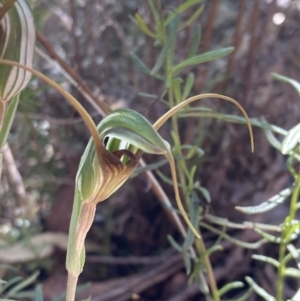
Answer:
[276,177,300,301]
[66,272,79,301]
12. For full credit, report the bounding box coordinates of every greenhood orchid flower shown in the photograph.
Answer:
[65,94,254,301]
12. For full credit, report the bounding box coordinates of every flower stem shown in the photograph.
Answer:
[66,272,79,301]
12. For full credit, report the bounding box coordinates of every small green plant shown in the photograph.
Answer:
[234,73,300,301]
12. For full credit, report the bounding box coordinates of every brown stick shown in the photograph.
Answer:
[221,0,247,93]
[244,0,260,102]
[201,0,220,52]
[36,31,110,116]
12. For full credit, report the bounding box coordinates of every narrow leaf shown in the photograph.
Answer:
[34,284,43,301]
[151,10,181,73]
[129,52,151,74]
[151,39,170,74]
[281,122,300,154]
[167,235,183,252]
[180,5,204,30]
[6,271,39,298]
[173,47,234,74]
[182,73,195,100]
[263,128,282,150]
[134,12,156,38]
[164,0,204,26]
[130,52,163,80]
[285,267,300,278]
[287,244,300,269]
[182,193,199,250]
[252,254,279,267]
[187,25,201,58]
[182,251,191,274]
[171,78,183,104]
[235,187,292,214]
[218,281,244,297]
[254,229,281,243]
[245,277,275,301]
[271,73,300,97]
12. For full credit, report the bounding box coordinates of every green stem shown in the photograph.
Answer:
[0,0,18,20]
[195,232,219,301]
[276,177,300,301]
[165,54,219,300]
[66,272,79,301]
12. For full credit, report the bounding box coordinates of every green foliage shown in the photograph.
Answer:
[236,75,300,300]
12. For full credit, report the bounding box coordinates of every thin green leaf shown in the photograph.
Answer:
[132,159,168,177]
[254,229,281,243]
[180,110,287,136]
[156,169,179,187]
[285,222,300,241]
[285,267,300,278]
[2,277,22,292]
[182,251,191,275]
[12,291,36,299]
[147,0,160,34]
[271,73,300,97]
[235,288,253,301]
[252,254,279,267]
[281,122,300,154]
[173,47,234,74]
[200,222,266,249]
[171,78,183,104]
[167,235,183,252]
[137,92,158,99]
[263,128,282,150]
[148,0,164,41]
[218,281,244,297]
[194,186,211,203]
[134,12,156,39]
[286,244,300,269]
[235,187,292,214]
[130,53,163,80]
[205,245,223,257]
[182,73,195,100]
[245,277,275,301]
[34,285,43,301]
[151,41,170,75]
[182,193,198,250]
[180,5,204,30]
[187,25,201,58]
[6,271,39,298]
[181,144,204,159]
[152,13,183,77]
[164,0,204,26]
[129,52,151,74]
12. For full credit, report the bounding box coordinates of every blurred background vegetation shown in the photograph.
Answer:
[0,0,300,300]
